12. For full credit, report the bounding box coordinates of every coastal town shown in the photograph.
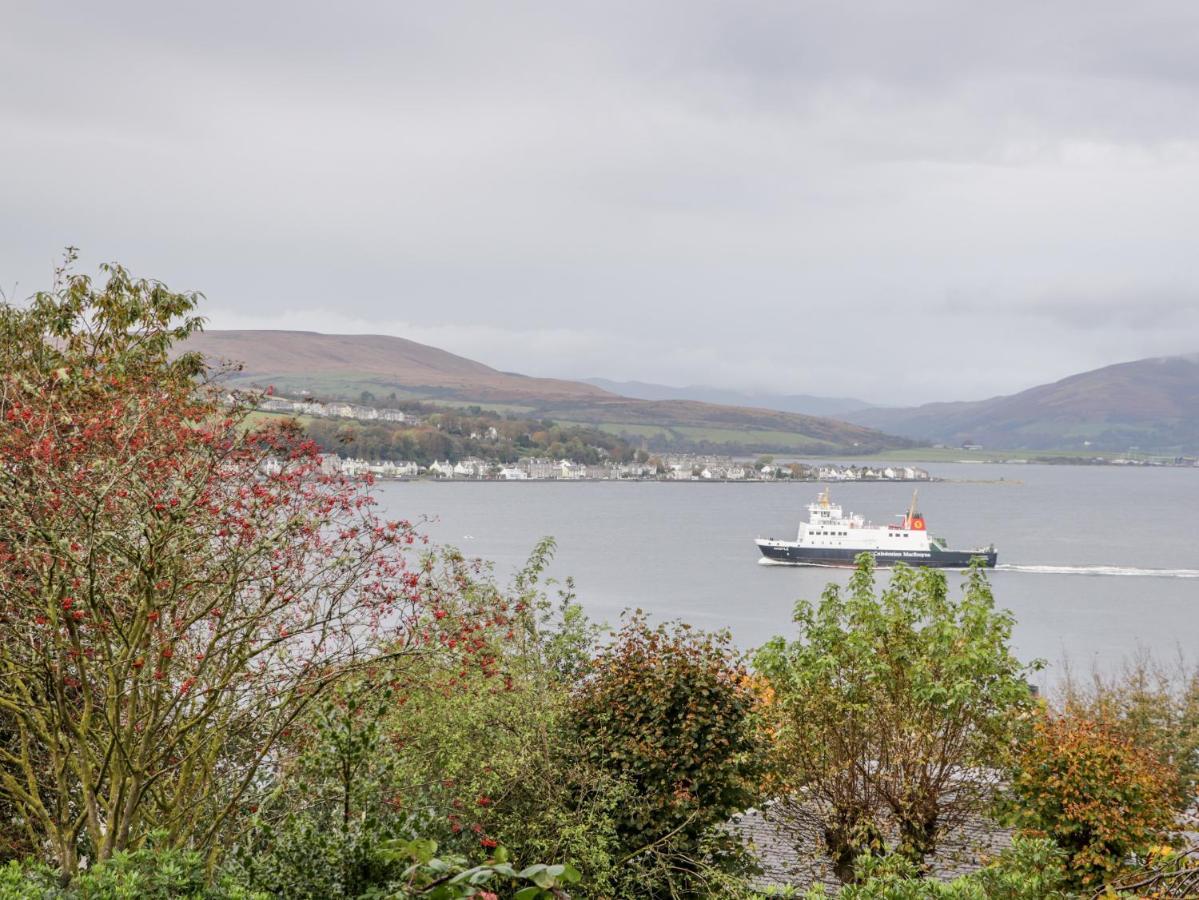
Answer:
[300,453,933,483]
[250,392,932,482]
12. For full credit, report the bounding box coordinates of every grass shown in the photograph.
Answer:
[563,421,850,451]
[669,425,843,450]
[426,399,537,416]
[800,446,1176,464]
[577,422,673,440]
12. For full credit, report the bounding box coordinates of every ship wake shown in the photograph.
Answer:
[996,564,1199,579]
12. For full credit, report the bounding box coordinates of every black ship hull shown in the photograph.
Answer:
[756,541,997,569]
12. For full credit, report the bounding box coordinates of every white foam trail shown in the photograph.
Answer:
[996,564,1199,579]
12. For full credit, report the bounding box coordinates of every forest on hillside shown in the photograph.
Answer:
[302,409,638,465]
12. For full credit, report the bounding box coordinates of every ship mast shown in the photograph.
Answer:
[906,488,918,529]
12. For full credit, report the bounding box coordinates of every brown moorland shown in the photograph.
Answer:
[185,330,911,454]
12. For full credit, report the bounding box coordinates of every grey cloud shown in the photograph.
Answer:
[936,287,1199,332]
[3,2,1199,405]
[1023,291,1199,332]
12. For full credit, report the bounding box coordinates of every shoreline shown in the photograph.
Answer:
[369,477,942,485]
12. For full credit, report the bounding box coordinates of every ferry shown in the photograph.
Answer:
[755,489,997,569]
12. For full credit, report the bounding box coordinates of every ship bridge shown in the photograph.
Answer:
[805,489,865,529]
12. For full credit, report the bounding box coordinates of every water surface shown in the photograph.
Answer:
[375,464,1199,687]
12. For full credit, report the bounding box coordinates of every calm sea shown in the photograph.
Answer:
[374,463,1199,688]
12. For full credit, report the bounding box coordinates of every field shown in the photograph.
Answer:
[796,446,1174,464]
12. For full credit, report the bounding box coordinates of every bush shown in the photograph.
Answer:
[0,840,581,900]
[800,837,1069,899]
[756,557,1038,878]
[0,841,264,899]
[1005,713,1179,889]
[234,541,628,898]
[224,815,420,899]
[1059,652,1199,810]
[573,612,765,893]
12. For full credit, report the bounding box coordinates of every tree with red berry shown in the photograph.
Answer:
[0,254,431,877]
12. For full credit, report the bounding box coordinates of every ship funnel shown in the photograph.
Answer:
[905,489,922,530]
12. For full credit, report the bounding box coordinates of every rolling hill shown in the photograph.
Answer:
[579,378,877,418]
[184,330,911,455]
[184,330,606,403]
[845,353,1199,452]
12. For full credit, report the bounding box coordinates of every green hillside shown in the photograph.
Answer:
[186,330,913,455]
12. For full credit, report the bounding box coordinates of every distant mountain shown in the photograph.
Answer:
[580,378,877,418]
[845,353,1199,452]
[184,330,607,403]
[185,330,913,455]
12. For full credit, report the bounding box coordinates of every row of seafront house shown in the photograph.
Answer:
[250,394,930,482]
[291,454,931,483]
[257,395,416,424]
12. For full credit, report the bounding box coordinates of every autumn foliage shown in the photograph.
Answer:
[4,257,1197,898]
[1007,712,1179,888]
[0,257,433,875]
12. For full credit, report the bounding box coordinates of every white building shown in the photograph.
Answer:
[340,457,371,478]
[616,463,655,479]
[454,458,488,478]
[259,398,301,414]
[428,460,455,478]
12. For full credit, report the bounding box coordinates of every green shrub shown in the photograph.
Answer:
[234,542,628,897]
[756,557,1038,877]
[573,612,766,894]
[224,815,422,899]
[800,837,1069,899]
[0,841,264,899]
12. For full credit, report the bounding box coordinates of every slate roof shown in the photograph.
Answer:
[729,797,1013,894]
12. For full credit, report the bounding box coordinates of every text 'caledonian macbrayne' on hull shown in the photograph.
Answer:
[755,489,997,569]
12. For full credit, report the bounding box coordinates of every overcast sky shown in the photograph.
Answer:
[4,2,1199,404]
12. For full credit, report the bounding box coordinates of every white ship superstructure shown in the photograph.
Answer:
[755,489,997,568]
[793,489,933,551]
